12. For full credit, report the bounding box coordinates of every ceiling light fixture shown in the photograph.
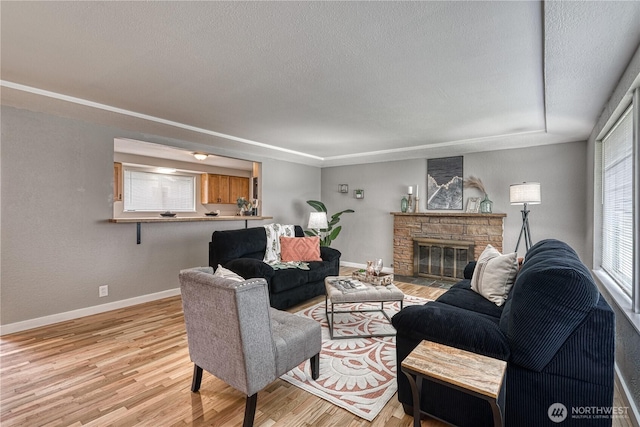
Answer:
[193,153,209,161]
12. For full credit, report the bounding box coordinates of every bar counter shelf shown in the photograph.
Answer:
[109,215,273,244]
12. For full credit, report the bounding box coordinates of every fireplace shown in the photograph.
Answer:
[391,212,506,277]
[413,238,474,281]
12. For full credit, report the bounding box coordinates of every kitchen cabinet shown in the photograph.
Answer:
[201,174,249,204]
[229,176,250,202]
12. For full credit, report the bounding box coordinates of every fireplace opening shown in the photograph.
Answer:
[413,238,474,281]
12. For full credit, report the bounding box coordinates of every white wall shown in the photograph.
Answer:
[321,141,588,267]
[0,106,320,327]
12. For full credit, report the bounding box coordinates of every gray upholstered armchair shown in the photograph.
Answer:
[179,267,322,427]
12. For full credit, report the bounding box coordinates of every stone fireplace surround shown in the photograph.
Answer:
[391,212,506,277]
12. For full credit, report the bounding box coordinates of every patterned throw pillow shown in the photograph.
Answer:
[471,245,518,306]
[279,236,322,262]
[213,264,245,282]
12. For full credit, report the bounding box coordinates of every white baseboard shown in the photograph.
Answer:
[0,288,181,336]
[340,261,394,274]
[615,364,640,427]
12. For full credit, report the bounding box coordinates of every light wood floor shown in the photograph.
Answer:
[0,268,631,427]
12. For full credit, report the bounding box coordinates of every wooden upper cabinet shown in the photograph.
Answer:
[201,174,248,204]
[229,176,250,202]
[114,162,123,201]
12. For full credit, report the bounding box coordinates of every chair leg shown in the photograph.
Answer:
[311,353,320,380]
[243,393,258,427]
[191,364,203,392]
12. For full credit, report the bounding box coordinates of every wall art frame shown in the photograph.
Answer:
[427,156,463,210]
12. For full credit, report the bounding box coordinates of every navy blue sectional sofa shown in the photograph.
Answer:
[392,239,615,427]
[209,225,341,309]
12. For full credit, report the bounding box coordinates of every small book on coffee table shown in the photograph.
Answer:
[327,277,368,293]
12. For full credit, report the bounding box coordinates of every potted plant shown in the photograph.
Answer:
[236,197,253,215]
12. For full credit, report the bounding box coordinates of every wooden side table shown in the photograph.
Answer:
[401,340,507,427]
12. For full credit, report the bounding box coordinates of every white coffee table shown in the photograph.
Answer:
[324,276,405,339]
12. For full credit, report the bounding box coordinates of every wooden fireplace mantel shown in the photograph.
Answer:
[391,212,507,219]
[391,212,506,277]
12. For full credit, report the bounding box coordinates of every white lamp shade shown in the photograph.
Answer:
[308,212,328,229]
[510,182,541,205]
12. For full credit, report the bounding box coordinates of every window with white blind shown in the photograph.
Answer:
[601,106,633,296]
[124,170,196,212]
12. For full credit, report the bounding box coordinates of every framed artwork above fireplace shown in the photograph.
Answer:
[427,156,463,210]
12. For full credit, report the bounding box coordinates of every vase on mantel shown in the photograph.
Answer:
[401,196,408,213]
[480,194,493,214]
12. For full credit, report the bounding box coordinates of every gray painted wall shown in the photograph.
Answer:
[321,141,588,266]
[0,106,320,325]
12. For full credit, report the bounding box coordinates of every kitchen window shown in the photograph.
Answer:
[124,169,196,212]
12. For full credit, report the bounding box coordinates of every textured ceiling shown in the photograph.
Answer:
[2,1,640,167]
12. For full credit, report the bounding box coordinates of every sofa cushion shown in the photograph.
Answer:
[306,261,336,283]
[270,268,309,293]
[501,239,600,371]
[392,302,510,360]
[471,245,518,306]
[280,236,322,262]
[463,261,477,279]
[210,227,268,266]
[436,285,504,319]
[224,258,275,282]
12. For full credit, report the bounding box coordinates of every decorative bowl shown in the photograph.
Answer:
[160,212,176,217]
[205,212,219,217]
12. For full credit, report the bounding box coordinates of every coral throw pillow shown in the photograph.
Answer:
[279,236,322,262]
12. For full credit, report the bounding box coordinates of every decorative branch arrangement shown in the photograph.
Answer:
[463,176,487,196]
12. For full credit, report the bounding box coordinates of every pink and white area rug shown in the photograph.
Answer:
[280,295,429,421]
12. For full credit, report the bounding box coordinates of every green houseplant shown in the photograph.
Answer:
[236,197,253,215]
[305,200,354,246]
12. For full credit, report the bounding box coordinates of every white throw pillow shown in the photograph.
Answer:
[470,245,518,306]
[213,265,245,282]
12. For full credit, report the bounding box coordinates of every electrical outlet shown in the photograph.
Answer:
[99,285,109,297]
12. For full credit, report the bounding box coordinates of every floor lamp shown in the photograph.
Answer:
[510,182,541,253]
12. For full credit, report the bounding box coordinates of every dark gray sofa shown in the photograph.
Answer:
[209,225,341,309]
[392,239,615,427]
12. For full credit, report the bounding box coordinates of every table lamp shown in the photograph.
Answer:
[308,212,328,237]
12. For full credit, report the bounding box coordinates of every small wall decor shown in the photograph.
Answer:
[354,189,364,199]
[427,156,463,210]
[339,184,349,193]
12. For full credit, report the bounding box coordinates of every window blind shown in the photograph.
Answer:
[124,170,195,212]
[602,106,633,296]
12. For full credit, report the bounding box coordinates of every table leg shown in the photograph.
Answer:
[403,370,422,427]
[490,400,503,427]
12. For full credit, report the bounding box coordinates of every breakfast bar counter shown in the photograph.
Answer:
[109,215,273,244]
[109,215,272,224]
